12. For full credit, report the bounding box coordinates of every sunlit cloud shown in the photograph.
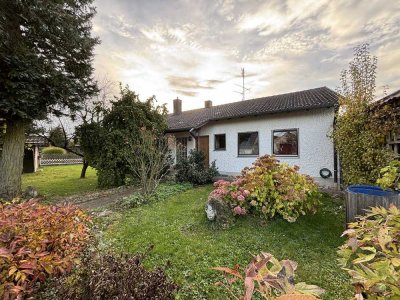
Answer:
[92,0,400,112]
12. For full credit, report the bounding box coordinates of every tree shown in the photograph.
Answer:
[0,0,98,199]
[333,44,397,185]
[48,126,67,147]
[78,86,168,188]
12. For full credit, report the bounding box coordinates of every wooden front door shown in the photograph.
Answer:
[198,136,209,168]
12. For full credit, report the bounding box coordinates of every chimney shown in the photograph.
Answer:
[204,100,212,108]
[173,97,182,115]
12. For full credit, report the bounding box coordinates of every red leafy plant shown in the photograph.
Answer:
[213,252,324,300]
[0,200,91,299]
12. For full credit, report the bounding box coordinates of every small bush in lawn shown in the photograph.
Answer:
[0,200,90,299]
[41,146,66,155]
[117,183,192,209]
[37,248,179,300]
[338,205,400,299]
[208,155,321,222]
[213,252,324,299]
[175,149,219,185]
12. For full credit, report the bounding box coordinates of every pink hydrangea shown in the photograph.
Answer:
[237,195,245,202]
[243,190,250,197]
[233,206,246,215]
[208,187,227,200]
[213,179,230,187]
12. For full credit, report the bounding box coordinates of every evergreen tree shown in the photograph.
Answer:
[0,0,99,199]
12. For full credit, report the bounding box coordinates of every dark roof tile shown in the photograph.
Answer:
[167,86,338,132]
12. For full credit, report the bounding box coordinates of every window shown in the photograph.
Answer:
[214,134,226,150]
[238,132,259,156]
[176,137,188,163]
[273,129,298,156]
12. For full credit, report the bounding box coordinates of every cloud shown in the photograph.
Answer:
[91,0,400,112]
[174,90,198,97]
[167,75,224,91]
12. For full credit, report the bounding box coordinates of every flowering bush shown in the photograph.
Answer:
[0,200,91,299]
[209,155,321,222]
[338,205,400,299]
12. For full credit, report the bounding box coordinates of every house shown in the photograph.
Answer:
[166,86,339,187]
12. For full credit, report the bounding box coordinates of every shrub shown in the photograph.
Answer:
[41,146,66,155]
[376,160,400,190]
[213,252,324,299]
[0,200,90,299]
[78,86,168,188]
[37,248,179,300]
[117,183,192,209]
[175,149,219,185]
[332,44,398,185]
[209,155,321,222]
[337,205,400,299]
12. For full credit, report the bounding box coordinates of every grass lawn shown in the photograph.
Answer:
[106,186,352,300]
[22,165,97,198]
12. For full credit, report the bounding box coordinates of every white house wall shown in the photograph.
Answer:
[196,108,336,186]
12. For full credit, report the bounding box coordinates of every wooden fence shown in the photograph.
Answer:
[40,153,83,166]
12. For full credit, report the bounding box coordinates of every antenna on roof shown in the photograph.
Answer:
[234,68,251,101]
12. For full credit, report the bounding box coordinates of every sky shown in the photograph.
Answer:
[92,0,400,112]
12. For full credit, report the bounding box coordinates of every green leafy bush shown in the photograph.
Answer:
[338,205,400,299]
[41,146,66,155]
[175,149,219,185]
[376,160,400,190]
[117,183,192,209]
[78,86,169,188]
[213,252,324,299]
[209,155,321,222]
[37,248,179,300]
[0,200,90,299]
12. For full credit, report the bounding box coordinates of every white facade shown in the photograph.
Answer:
[168,108,337,187]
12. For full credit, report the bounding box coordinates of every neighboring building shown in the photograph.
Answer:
[24,135,49,173]
[376,89,400,157]
[166,87,339,187]
[0,134,48,173]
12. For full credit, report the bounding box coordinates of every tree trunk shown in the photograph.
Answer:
[80,159,89,178]
[0,119,26,200]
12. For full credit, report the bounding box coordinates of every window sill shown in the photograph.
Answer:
[237,155,259,157]
[274,155,299,158]
[214,149,226,151]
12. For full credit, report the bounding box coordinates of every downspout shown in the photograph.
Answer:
[189,128,198,149]
[333,106,340,186]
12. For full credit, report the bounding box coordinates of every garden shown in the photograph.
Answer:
[1,8,399,298]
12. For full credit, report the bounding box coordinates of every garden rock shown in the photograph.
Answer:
[24,186,38,198]
[205,197,235,229]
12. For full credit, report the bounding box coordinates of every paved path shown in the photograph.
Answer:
[54,186,136,210]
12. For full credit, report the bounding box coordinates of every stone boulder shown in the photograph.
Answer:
[205,197,235,229]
